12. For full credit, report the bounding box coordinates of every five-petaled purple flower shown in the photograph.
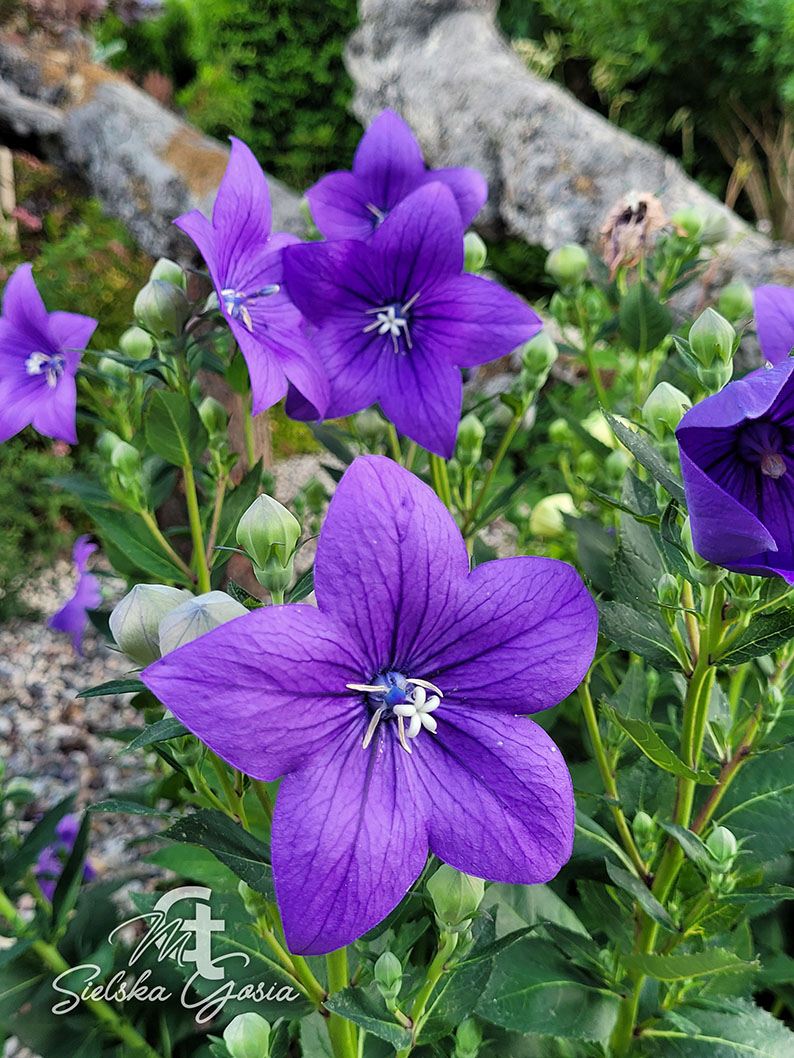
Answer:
[48,535,102,654]
[283,183,541,457]
[754,285,794,365]
[142,456,597,955]
[677,359,794,580]
[35,814,95,901]
[175,137,329,417]
[0,264,96,444]
[306,109,488,241]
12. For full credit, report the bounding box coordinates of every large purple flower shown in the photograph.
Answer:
[283,183,541,457]
[175,138,329,417]
[754,285,794,365]
[0,264,96,443]
[677,359,794,580]
[35,814,95,901]
[306,109,487,240]
[48,535,102,654]
[142,456,597,955]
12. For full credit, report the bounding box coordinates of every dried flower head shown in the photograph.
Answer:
[600,191,666,280]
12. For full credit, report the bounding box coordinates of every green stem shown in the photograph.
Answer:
[386,423,403,463]
[270,588,285,605]
[461,398,530,537]
[251,779,274,823]
[428,453,454,512]
[205,470,227,567]
[185,762,231,816]
[254,915,326,1007]
[183,462,211,593]
[396,932,459,1057]
[244,395,256,468]
[576,304,609,409]
[208,752,248,826]
[326,947,357,1058]
[139,509,195,583]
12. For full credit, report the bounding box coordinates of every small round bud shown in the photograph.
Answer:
[354,407,387,446]
[109,584,193,665]
[701,212,730,246]
[546,244,589,289]
[688,308,736,367]
[119,325,154,360]
[198,396,227,440]
[456,413,486,468]
[98,356,131,382]
[582,410,616,450]
[577,450,598,477]
[718,282,753,323]
[463,232,487,273]
[426,863,485,931]
[671,207,704,239]
[529,493,576,538]
[455,1017,483,1058]
[150,257,188,291]
[158,592,248,654]
[549,290,574,328]
[236,495,301,573]
[521,330,558,381]
[642,382,691,440]
[374,951,402,1001]
[581,287,609,325]
[706,825,738,870]
[110,439,141,478]
[656,572,680,606]
[548,418,572,446]
[632,811,655,845]
[134,279,190,339]
[223,1012,271,1058]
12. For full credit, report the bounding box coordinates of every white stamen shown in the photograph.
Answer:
[221,285,280,333]
[352,671,442,752]
[761,452,787,479]
[25,351,63,388]
[362,293,420,354]
[405,677,443,697]
[362,706,386,749]
[347,682,389,694]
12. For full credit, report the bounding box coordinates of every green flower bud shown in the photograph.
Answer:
[530,493,576,538]
[97,429,124,462]
[354,407,387,446]
[150,257,188,291]
[727,572,761,613]
[109,584,193,664]
[548,417,572,446]
[582,287,609,324]
[549,290,573,328]
[134,279,190,339]
[688,308,736,367]
[456,413,486,467]
[521,330,558,381]
[455,1017,483,1058]
[304,477,327,514]
[706,825,738,870]
[119,325,154,360]
[671,207,704,239]
[426,864,485,931]
[701,212,729,246]
[642,382,691,440]
[158,591,248,655]
[110,439,141,478]
[681,516,727,585]
[237,880,270,919]
[546,244,589,289]
[605,448,632,482]
[656,572,680,606]
[632,811,655,845]
[463,231,487,273]
[696,359,733,395]
[374,951,402,1001]
[223,1012,271,1058]
[237,495,301,571]
[718,282,753,323]
[577,450,597,478]
[198,395,227,440]
[98,356,131,383]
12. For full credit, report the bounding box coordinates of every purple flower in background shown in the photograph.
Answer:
[754,285,794,365]
[306,109,488,240]
[677,359,794,580]
[283,184,541,456]
[0,264,96,443]
[35,814,95,901]
[48,536,102,654]
[142,456,597,955]
[175,137,329,417]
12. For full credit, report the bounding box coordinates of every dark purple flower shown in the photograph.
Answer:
[754,285,794,365]
[677,359,794,580]
[175,138,329,417]
[306,109,487,241]
[35,813,95,901]
[0,264,96,443]
[48,535,102,654]
[283,183,541,457]
[142,456,597,955]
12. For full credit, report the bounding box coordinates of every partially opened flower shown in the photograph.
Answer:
[677,359,794,580]
[306,109,487,240]
[48,535,102,654]
[35,814,95,901]
[175,137,329,417]
[754,285,794,365]
[283,183,541,456]
[142,456,597,955]
[0,264,97,443]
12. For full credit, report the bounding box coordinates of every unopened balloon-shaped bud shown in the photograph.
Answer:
[109,584,193,665]
[718,282,753,322]
[463,231,487,273]
[700,211,729,246]
[529,493,576,538]
[706,825,738,872]
[656,572,680,607]
[426,863,485,931]
[237,495,301,572]
[199,395,227,440]
[671,207,705,239]
[119,325,154,360]
[98,356,131,383]
[632,811,655,845]
[642,382,691,439]
[546,243,589,290]
[374,951,403,1002]
[696,359,733,395]
[150,257,188,291]
[110,439,141,478]
[521,330,558,381]
[689,308,736,367]
[134,279,190,339]
[158,591,247,654]
[456,413,485,467]
[223,1012,271,1058]
[237,880,270,919]
[354,406,387,446]
[97,429,124,462]
[582,410,617,450]
[455,1017,483,1058]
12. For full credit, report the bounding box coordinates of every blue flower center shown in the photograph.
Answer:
[220,285,280,332]
[738,420,789,479]
[25,351,65,389]
[362,291,421,355]
[345,669,443,753]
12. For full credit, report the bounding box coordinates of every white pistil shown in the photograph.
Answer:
[362,292,421,354]
[221,285,280,333]
[25,351,63,388]
[393,686,441,739]
[761,452,787,479]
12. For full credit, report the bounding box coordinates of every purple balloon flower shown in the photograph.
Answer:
[0,264,97,444]
[174,137,329,417]
[306,108,488,240]
[283,183,541,457]
[48,535,102,654]
[754,285,794,365]
[142,456,597,955]
[35,813,95,901]
[677,359,794,580]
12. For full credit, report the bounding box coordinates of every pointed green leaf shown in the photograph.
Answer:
[324,987,411,1048]
[717,608,794,665]
[161,808,274,899]
[619,281,673,354]
[144,389,208,466]
[622,949,753,981]
[604,707,716,784]
[597,601,681,669]
[605,863,676,931]
[602,411,686,503]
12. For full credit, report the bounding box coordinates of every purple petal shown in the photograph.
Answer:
[306,171,382,241]
[314,456,470,676]
[142,606,367,780]
[0,374,35,441]
[272,725,428,954]
[422,166,488,228]
[414,557,598,713]
[378,345,462,457]
[414,708,574,883]
[319,321,390,418]
[48,571,102,654]
[283,240,381,325]
[211,137,273,282]
[754,285,794,364]
[47,311,97,356]
[2,264,51,346]
[30,373,78,443]
[174,209,218,277]
[231,323,289,415]
[678,359,794,431]
[353,109,426,214]
[72,535,98,573]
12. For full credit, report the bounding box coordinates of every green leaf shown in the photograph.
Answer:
[605,862,676,931]
[597,601,681,669]
[604,707,717,783]
[84,503,186,581]
[622,949,753,981]
[88,799,172,816]
[658,821,718,872]
[308,422,356,465]
[602,411,687,503]
[487,881,590,938]
[566,516,616,594]
[144,389,208,466]
[161,808,275,899]
[547,395,612,458]
[213,459,264,562]
[2,795,75,885]
[51,811,92,930]
[574,811,639,874]
[715,742,794,861]
[78,678,143,698]
[619,281,673,354]
[324,987,411,1048]
[640,998,794,1056]
[289,565,315,603]
[608,658,651,721]
[300,1015,336,1057]
[144,844,241,891]
[46,474,113,505]
[611,500,664,615]
[118,717,188,753]
[717,608,794,665]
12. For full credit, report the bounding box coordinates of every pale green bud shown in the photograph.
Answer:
[701,212,730,246]
[605,448,633,482]
[198,395,227,440]
[110,439,141,478]
[546,244,588,289]
[642,382,691,440]
[97,429,124,462]
[150,257,188,291]
[223,1012,271,1058]
[529,493,576,538]
[656,572,680,606]
[632,811,655,845]
[98,356,131,382]
[696,359,733,395]
[354,407,387,446]
[706,826,738,871]
[118,325,154,360]
[548,417,572,446]
[158,591,247,655]
[671,207,705,239]
[109,584,193,665]
[374,951,402,1001]
[426,864,485,930]
[236,495,301,571]
[689,308,736,367]
[718,282,753,322]
[463,231,487,273]
[521,330,558,380]
[549,290,573,327]
[456,413,486,467]
[134,279,190,339]
[455,1017,483,1058]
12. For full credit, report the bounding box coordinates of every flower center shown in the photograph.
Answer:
[362,291,421,355]
[25,351,64,389]
[365,202,387,226]
[738,420,789,479]
[346,670,442,754]
[220,285,280,332]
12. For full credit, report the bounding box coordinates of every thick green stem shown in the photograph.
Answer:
[576,304,610,409]
[251,779,274,823]
[243,395,256,468]
[386,423,402,463]
[139,509,195,583]
[205,471,227,567]
[428,453,454,512]
[461,398,530,537]
[326,947,357,1058]
[183,462,211,593]
[396,932,458,1058]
